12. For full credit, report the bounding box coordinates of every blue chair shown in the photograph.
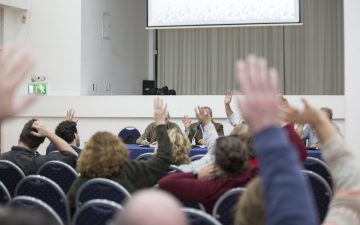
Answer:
[0,160,25,197]
[72,199,122,225]
[38,160,78,193]
[118,127,141,144]
[135,152,154,161]
[212,187,246,225]
[76,178,131,209]
[0,181,11,205]
[15,175,70,225]
[304,157,333,190]
[8,196,64,225]
[190,154,205,161]
[303,170,332,223]
[182,208,221,225]
[182,201,205,212]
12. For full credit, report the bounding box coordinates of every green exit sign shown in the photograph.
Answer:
[28,83,47,95]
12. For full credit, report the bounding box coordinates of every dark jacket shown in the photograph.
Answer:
[46,143,82,155]
[67,125,172,210]
[188,121,224,145]
[0,146,77,175]
[136,121,181,145]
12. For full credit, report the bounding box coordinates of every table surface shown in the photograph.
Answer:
[125,144,322,161]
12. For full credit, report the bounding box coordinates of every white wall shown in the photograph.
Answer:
[3,0,82,96]
[344,0,360,153]
[81,0,149,95]
[0,95,345,155]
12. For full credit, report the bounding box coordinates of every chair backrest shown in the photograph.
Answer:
[303,170,332,223]
[8,196,64,225]
[190,154,205,161]
[182,208,222,225]
[38,160,78,193]
[15,175,70,225]
[0,181,11,205]
[118,127,141,144]
[212,187,246,225]
[76,178,131,209]
[182,201,206,212]
[168,165,184,173]
[0,160,25,197]
[72,199,122,225]
[304,157,333,190]
[135,153,154,161]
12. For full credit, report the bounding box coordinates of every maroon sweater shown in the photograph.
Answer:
[158,170,254,213]
[283,123,307,162]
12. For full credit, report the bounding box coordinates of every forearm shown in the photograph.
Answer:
[151,125,172,164]
[295,124,304,137]
[253,127,318,225]
[227,113,240,127]
[225,104,234,118]
[47,132,78,157]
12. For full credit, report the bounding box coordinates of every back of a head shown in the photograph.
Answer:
[215,135,249,176]
[234,177,265,225]
[77,131,128,178]
[167,129,191,165]
[0,207,58,225]
[113,189,187,225]
[19,119,45,149]
[230,122,253,151]
[55,120,77,143]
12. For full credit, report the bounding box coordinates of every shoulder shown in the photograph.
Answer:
[213,121,224,129]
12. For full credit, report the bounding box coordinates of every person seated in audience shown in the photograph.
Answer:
[46,109,81,155]
[0,119,78,175]
[232,55,318,225]
[159,108,255,213]
[296,107,342,148]
[182,106,224,145]
[136,112,181,146]
[224,90,307,161]
[67,98,173,211]
[113,190,188,225]
[166,129,191,166]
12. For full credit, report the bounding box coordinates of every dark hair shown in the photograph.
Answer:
[214,135,249,177]
[19,119,45,149]
[55,121,78,143]
[202,106,213,118]
[320,107,333,120]
[0,207,58,225]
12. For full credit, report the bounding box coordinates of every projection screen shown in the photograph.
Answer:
[147,0,300,28]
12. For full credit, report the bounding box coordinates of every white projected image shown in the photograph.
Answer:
[148,0,300,27]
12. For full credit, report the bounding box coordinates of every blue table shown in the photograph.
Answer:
[126,144,208,160]
[307,149,322,160]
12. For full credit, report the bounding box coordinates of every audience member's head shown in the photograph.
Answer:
[55,120,80,146]
[234,177,265,225]
[77,131,128,177]
[230,122,253,153]
[19,119,45,150]
[167,129,191,165]
[320,107,333,120]
[113,189,187,225]
[0,207,58,225]
[214,135,249,177]
[201,106,213,118]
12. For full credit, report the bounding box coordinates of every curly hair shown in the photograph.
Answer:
[214,135,249,177]
[77,131,129,178]
[167,129,191,165]
[55,121,77,143]
[230,122,255,157]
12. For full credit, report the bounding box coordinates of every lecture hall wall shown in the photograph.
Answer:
[2,0,358,154]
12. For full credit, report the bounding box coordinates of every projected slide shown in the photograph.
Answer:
[148,0,300,28]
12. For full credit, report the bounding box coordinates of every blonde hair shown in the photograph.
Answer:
[231,122,253,154]
[167,129,191,165]
[77,131,129,178]
[234,177,265,225]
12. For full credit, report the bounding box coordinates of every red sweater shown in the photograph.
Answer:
[158,170,255,213]
[283,123,307,162]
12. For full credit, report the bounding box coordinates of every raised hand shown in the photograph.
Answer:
[235,55,281,133]
[195,106,211,126]
[196,164,216,180]
[182,115,191,130]
[0,46,36,121]
[31,120,50,137]
[224,90,233,105]
[154,98,168,126]
[284,99,327,125]
[66,108,78,122]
